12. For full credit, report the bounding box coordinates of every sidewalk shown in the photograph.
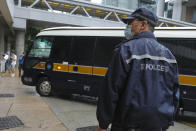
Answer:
[0,75,68,131]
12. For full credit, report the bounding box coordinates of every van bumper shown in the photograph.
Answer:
[21,75,35,86]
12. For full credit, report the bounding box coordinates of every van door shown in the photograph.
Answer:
[92,37,124,96]
[48,36,72,93]
[22,36,54,86]
[158,38,196,112]
[67,36,96,95]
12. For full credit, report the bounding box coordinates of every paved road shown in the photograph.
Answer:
[43,95,196,131]
[1,75,195,131]
[43,95,98,131]
[0,76,68,131]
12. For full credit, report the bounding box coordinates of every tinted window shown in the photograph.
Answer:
[158,39,196,71]
[28,36,53,58]
[50,36,72,62]
[69,37,96,66]
[94,37,123,67]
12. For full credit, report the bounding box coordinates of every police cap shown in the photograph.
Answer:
[122,8,158,26]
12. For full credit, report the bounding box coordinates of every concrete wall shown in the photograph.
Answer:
[172,0,182,20]
[6,37,11,54]
[14,6,124,27]
[157,0,165,17]
[13,17,27,30]
[118,0,138,10]
[0,0,13,28]
[181,5,186,21]
[185,6,194,23]
[15,30,25,56]
[0,24,5,56]
[6,0,15,18]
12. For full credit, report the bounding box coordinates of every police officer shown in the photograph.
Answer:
[97,8,180,131]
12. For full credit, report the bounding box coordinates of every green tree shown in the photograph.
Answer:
[25,26,43,50]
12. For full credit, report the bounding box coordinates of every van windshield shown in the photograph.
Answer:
[28,36,53,58]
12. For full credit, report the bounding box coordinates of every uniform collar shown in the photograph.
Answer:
[133,31,156,40]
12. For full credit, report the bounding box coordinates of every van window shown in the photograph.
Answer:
[50,36,72,62]
[94,37,123,67]
[28,36,53,58]
[69,37,96,66]
[158,39,196,71]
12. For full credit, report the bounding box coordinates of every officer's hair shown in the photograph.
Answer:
[137,18,155,32]
[147,23,155,32]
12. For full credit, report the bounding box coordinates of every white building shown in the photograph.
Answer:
[1,0,196,57]
[85,0,196,23]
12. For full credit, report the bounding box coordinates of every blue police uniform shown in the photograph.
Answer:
[96,8,180,131]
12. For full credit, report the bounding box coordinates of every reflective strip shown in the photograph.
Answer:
[126,54,177,64]
[34,63,196,87]
[53,63,68,72]
[181,121,196,128]
[179,75,196,86]
[53,64,107,76]
[183,98,196,101]
[69,65,93,75]
[93,67,108,76]
[33,62,46,69]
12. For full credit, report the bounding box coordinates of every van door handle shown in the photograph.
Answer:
[67,80,76,82]
[73,66,78,71]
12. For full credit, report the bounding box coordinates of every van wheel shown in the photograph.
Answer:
[36,77,52,96]
[175,108,181,120]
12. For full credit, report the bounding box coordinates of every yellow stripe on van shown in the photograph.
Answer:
[33,62,45,69]
[69,65,92,75]
[179,75,196,86]
[53,64,68,72]
[33,62,196,87]
[93,67,108,76]
[181,121,196,128]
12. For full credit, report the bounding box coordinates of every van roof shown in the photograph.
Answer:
[37,27,196,38]
[42,27,125,31]
[42,26,196,31]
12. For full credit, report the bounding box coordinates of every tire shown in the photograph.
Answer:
[175,107,181,121]
[175,107,185,121]
[36,77,52,97]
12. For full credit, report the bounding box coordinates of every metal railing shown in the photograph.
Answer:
[15,0,196,27]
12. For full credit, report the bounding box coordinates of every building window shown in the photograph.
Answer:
[192,8,196,23]
[164,1,173,19]
[138,0,157,13]
[78,0,159,13]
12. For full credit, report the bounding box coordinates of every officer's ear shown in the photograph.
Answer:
[141,20,148,30]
